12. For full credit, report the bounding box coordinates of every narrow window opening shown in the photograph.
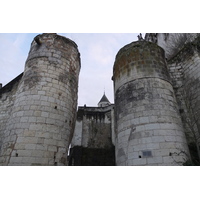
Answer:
[142,150,152,157]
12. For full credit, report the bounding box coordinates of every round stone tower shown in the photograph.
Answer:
[0,33,80,165]
[113,41,190,166]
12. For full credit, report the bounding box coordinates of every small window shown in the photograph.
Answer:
[142,150,152,157]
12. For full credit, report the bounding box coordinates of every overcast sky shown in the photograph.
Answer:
[0,33,144,106]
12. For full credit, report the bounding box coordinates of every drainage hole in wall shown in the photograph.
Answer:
[54,162,57,166]
[54,106,57,109]
[139,155,141,158]
[16,153,18,157]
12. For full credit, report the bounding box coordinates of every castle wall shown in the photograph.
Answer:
[72,120,82,147]
[69,105,115,165]
[156,33,198,59]
[113,41,190,166]
[81,112,112,149]
[168,41,200,157]
[156,33,169,52]
[0,33,80,165]
[0,74,23,151]
[111,106,115,146]
[72,106,114,149]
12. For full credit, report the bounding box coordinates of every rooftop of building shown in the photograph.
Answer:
[98,93,110,104]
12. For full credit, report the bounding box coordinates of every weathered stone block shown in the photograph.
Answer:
[141,137,152,144]
[160,142,175,149]
[31,150,44,157]
[43,151,54,158]
[35,157,48,165]
[146,143,160,150]
[34,111,41,117]
[17,150,32,157]
[139,117,149,124]
[23,137,38,144]
[9,157,23,163]
[128,151,139,159]
[25,143,37,150]
[145,123,161,130]
[36,117,46,123]
[133,144,147,151]
[151,136,165,143]
[154,149,170,157]
[48,145,57,152]
[163,156,174,164]
[147,156,163,164]
[21,157,36,164]
[14,143,25,150]
[164,135,177,142]
[132,158,147,165]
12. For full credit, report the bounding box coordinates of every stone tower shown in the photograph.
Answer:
[0,33,80,165]
[113,41,190,165]
[98,93,111,107]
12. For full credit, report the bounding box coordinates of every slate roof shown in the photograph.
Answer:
[98,93,110,104]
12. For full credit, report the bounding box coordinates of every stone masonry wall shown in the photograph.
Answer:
[168,40,200,155]
[113,41,190,166]
[0,74,23,151]
[81,113,112,149]
[69,105,115,165]
[72,106,114,149]
[0,33,80,165]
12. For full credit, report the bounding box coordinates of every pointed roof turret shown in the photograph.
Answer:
[98,93,111,107]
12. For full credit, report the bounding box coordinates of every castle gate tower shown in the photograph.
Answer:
[0,33,80,165]
[113,41,190,165]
